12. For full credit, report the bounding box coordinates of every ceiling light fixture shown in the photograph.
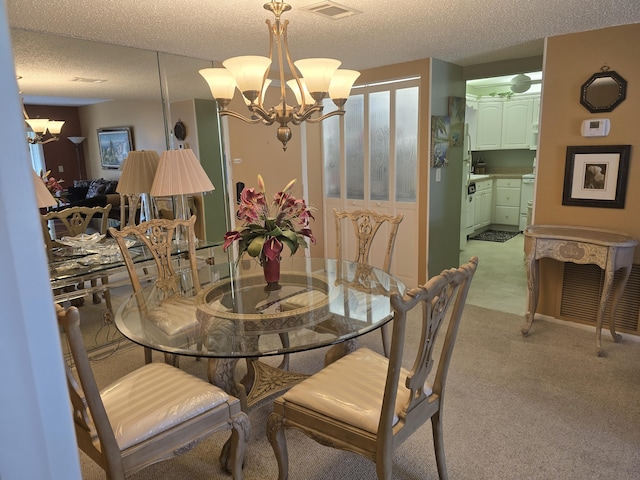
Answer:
[21,97,65,144]
[510,74,533,93]
[199,0,360,151]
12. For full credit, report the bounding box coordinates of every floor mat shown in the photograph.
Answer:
[470,229,520,243]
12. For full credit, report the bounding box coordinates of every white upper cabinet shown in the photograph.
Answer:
[476,101,503,150]
[472,95,539,151]
[501,99,532,149]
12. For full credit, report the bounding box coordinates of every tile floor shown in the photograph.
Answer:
[459,233,528,316]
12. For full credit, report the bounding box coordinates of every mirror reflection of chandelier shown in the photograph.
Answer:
[21,98,65,145]
[199,0,360,151]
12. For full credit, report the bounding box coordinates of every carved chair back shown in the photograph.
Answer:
[109,216,200,298]
[333,208,403,273]
[41,204,112,252]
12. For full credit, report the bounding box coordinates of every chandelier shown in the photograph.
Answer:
[199,1,360,151]
[21,98,65,145]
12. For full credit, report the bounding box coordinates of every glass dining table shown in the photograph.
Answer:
[114,256,405,410]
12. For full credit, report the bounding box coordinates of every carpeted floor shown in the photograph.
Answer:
[74,304,640,480]
[470,229,520,243]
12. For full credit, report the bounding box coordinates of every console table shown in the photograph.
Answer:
[522,225,638,355]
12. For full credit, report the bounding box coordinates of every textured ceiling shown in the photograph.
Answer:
[8,0,640,103]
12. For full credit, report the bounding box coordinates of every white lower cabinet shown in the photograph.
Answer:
[473,180,493,231]
[493,178,521,226]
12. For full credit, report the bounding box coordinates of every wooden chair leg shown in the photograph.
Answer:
[226,412,250,480]
[380,323,390,358]
[431,410,449,480]
[267,412,289,480]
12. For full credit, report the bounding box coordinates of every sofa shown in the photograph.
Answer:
[57,178,121,221]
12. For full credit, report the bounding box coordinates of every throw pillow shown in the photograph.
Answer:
[86,178,110,198]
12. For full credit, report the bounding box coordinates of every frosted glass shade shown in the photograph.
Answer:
[294,58,341,94]
[46,120,65,135]
[25,118,50,134]
[286,79,312,105]
[32,170,57,208]
[329,69,361,99]
[223,56,271,95]
[199,68,237,100]
[243,79,272,105]
[150,149,215,197]
[117,150,160,194]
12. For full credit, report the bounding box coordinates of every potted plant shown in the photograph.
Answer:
[223,175,315,290]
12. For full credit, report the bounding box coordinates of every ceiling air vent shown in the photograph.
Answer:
[301,1,361,20]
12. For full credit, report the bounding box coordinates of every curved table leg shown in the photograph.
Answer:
[607,265,631,345]
[522,251,540,336]
[595,264,617,356]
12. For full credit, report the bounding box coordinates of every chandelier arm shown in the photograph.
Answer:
[261,18,276,111]
[29,136,60,145]
[219,109,266,125]
[295,108,346,124]
[281,20,307,113]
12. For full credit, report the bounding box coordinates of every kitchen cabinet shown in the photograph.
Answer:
[473,179,493,231]
[493,178,521,226]
[474,95,538,150]
[476,101,502,150]
[530,97,540,150]
[501,99,532,149]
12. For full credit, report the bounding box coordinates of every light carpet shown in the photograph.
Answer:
[75,304,640,479]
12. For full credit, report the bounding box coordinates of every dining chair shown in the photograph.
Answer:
[109,216,203,365]
[41,204,113,308]
[57,304,249,480]
[333,208,404,357]
[268,256,478,480]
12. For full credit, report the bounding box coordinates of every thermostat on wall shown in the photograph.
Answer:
[581,118,610,137]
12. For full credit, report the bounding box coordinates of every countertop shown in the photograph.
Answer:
[469,172,531,181]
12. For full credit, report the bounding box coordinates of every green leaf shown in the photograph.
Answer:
[247,236,266,257]
[281,229,298,245]
[281,236,298,255]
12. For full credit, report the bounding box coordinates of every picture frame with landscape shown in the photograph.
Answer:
[98,127,133,169]
[562,144,631,209]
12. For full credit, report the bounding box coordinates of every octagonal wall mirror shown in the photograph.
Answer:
[580,68,627,113]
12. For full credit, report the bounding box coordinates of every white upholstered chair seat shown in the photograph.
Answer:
[101,362,230,449]
[282,347,432,434]
[146,296,200,337]
[279,290,328,311]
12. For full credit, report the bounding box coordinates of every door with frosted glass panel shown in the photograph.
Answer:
[322,81,419,288]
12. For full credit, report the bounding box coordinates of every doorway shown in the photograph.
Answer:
[460,71,542,315]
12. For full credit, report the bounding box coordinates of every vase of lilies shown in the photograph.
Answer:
[223,175,315,290]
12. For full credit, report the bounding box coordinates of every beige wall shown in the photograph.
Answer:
[79,99,166,181]
[535,23,640,315]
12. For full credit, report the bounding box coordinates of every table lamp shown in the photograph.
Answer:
[116,150,160,224]
[150,149,215,242]
[32,169,58,208]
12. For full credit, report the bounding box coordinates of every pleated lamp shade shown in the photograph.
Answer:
[32,170,58,208]
[150,149,215,196]
[116,150,160,194]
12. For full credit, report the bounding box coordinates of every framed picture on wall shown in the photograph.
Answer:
[562,145,631,208]
[98,127,134,169]
[430,116,450,168]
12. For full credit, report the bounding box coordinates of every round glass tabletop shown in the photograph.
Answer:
[115,257,405,358]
